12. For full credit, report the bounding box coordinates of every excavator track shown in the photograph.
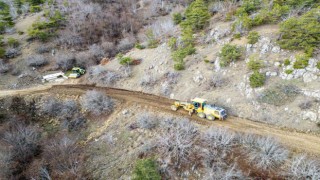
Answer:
[1,84,320,156]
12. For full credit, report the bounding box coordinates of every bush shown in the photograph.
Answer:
[258,84,300,106]
[317,61,320,70]
[233,33,241,39]
[81,90,114,116]
[87,66,121,85]
[55,53,75,70]
[26,55,48,67]
[182,0,210,31]
[3,123,41,164]
[137,113,158,129]
[249,71,266,88]
[36,46,50,54]
[298,100,313,110]
[174,62,185,71]
[247,31,260,44]
[132,159,161,180]
[7,38,19,48]
[293,54,309,69]
[0,47,5,58]
[146,30,158,49]
[247,136,289,170]
[140,73,157,87]
[157,119,198,166]
[5,48,20,59]
[284,59,290,66]
[247,57,263,71]
[289,155,320,179]
[135,43,145,50]
[278,8,320,55]
[30,5,41,13]
[219,44,242,67]
[173,13,183,25]
[116,53,133,65]
[168,37,177,51]
[41,97,78,117]
[0,60,10,73]
[44,136,83,178]
[285,69,293,74]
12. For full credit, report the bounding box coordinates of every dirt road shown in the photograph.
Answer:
[1,84,320,156]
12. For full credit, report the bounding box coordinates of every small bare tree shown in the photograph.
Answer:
[137,113,159,129]
[289,155,320,179]
[3,123,41,164]
[247,136,289,171]
[0,60,10,73]
[157,118,199,167]
[44,136,82,178]
[54,53,75,70]
[81,90,114,116]
[26,55,48,67]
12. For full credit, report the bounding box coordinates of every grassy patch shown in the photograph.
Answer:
[258,84,300,106]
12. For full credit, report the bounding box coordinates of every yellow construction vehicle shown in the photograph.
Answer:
[171,98,227,120]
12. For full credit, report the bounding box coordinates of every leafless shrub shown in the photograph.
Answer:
[5,48,20,58]
[87,66,121,85]
[157,118,199,167]
[137,113,159,129]
[298,100,313,110]
[204,163,244,180]
[44,136,82,178]
[0,149,11,179]
[36,46,51,54]
[89,44,105,63]
[209,0,238,18]
[0,60,10,73]
[39,166,52,180]
[81,90,114,116]
[161,82,171,96]
[289,155,320,179]
[3,123,41,164]
[150,17,175,39]
[119,65,132,78]
[40,96,62,117]
[140,72,158,87]
[116,37,136,52]
[39,97,84,131]
[209,75,226,88]
[101,41,116,57]
[75,51,95,68]
[26,55,48,67]
[54,53,75,70]
[164,71,179,84]
[59,99,80,121]
[246,136,289,171]
[67,115,87,132]
[201,127,237,150]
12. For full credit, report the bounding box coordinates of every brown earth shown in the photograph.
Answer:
[0,84,320,157]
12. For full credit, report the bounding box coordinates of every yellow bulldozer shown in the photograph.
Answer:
[171,98,227,120]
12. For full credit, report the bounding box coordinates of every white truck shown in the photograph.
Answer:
[42,72,68,83]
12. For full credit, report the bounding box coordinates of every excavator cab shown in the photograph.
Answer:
[191,98,207,112]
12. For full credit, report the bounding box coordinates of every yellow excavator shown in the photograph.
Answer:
[171,98,227,120]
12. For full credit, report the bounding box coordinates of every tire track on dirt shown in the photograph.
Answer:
[1,84,320,156]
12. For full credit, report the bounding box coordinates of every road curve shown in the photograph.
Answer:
[1,84,320,156]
